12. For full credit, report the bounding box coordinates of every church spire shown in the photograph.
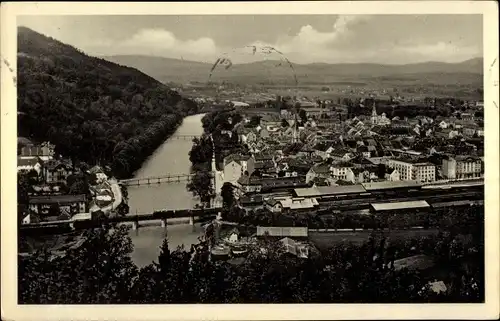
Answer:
[371,101,378,125]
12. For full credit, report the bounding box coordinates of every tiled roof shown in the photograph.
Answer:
[255,161,275,170]
[224,154,251,165]
[310,163,330,174]
[45,159,72,171]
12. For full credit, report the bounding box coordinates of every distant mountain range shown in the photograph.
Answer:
[101,54,483,85]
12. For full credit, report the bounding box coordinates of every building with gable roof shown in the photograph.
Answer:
[223,154,252,186]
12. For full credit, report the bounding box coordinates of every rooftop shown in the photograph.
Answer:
[45,159,72,171]
[224,153,251,165]
[239,195,264,204]
[256,226,308,238]
[370,200,430,212]
[29,194,87,204]
[20,146,52,157]
[361,180,421,191]
[309,163,330,174]
[18,157,42,167]
[294,184,366,197]
[393,254,435,271]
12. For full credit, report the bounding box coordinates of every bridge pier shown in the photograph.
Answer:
[161,218,167,228]
[189,216,194,225]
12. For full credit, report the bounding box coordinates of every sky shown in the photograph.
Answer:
[17,15,483,65]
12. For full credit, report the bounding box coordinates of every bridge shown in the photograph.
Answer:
[169,134,203,141]
[118,171,214,186]
[20,206,223,236]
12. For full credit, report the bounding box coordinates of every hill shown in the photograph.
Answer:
[102,55,483,86]
[17,27,199,178]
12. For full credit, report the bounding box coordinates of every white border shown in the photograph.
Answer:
[1,2,499,320]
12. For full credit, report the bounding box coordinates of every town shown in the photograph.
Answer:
[18,95,484,225]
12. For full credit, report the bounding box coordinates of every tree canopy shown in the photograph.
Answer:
[19,204,484,304]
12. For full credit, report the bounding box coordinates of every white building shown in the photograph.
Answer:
[17,157,43,174]
[442,156,482,180]
[265,197,319,213]
[330,164,355,182]
[19,142,55,161]
[386,159,436,182]
[223,154,252,187]
[212,154,225,195]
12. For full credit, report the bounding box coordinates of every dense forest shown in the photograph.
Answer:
[17,27,199,178]
[18,205,484,303]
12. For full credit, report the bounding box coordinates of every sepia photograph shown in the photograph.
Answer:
[1,1,499,320]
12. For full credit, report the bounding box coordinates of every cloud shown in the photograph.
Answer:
[236,15,375,64]
[279,15,369,49]
[396,41,482,63]
[107,28,218,61]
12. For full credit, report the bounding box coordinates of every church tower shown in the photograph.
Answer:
[371,102,378,125]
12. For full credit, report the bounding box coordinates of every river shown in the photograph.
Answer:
[127,113,206,268]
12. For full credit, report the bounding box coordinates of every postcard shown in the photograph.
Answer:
[1,1,499,320]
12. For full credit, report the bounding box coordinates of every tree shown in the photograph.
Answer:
[67,174,89,195]
[249,116,262,127]
[186,171,214,208]
[189,135,213,166]
[114,202,130,216]
[19,225,138,303]
[220,182,235,209]
[48,204,61,217]
[17,171,34,222]
[299,109,308,123]
[377,164,387,179]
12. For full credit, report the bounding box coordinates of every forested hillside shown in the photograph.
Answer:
[17,27,199,178]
